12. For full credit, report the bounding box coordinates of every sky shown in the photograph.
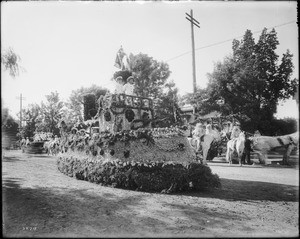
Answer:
[1,1,298,120]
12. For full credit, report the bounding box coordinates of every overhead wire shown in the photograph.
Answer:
[165,20,296,62]
[101,21,296,89]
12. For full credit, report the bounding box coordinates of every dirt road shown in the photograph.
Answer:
[2,150,299,237]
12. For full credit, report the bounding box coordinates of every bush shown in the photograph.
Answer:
[57,154,221,193]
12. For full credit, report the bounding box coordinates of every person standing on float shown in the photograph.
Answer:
[114,76,125,94]
[124,76,135,96]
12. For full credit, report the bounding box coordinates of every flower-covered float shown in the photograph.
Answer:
[56,48,220,193]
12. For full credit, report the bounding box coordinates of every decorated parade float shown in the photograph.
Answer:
[56,48,220,193]
[92,92,196,163]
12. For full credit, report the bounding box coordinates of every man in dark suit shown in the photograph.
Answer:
[242,133,252,165]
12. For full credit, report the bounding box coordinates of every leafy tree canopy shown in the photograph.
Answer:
[66,85,108,123]
[128,53,171,99]
[154,80,183,126]
[127,53,184,125]
[36,92,64,136]
[2,107,19,133]
[186,28,298,134]
[112,52,180,125]
[1,47,23,78]
[19,103,41,138]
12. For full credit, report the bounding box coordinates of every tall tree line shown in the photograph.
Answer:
[186,28,298,134]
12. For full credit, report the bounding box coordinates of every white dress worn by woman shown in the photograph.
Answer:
[115,82,124,94]
[124,83,134,95]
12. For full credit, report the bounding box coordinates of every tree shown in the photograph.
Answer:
[188,28,298,134]
[2,107,19,134]
[2,48,24,140]
[1,47,23,78]
[2,107,19,148]
[36,92,64,135]
[128,53,171,99]
[154,80,183,126]
[127,53,183,124]
[19,103,41,138]
[111,50,183,124]
[66,85,108,123]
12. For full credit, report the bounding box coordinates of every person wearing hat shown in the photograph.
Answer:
[242,133,252,165]
[254,130,261,137]
[124,76,135,95]
[114,76,125,94]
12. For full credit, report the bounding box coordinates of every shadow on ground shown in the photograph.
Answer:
[2,173,299,238]
[180,178,299,202]
[2,177,164,237]
[2,156,24,163]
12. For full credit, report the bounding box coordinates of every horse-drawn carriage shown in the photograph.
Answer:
[187,114,299,165]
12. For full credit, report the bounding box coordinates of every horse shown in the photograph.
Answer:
[43,140,52,155]
[226,131,245,166]
[42,135,61,155]
[188,123,222,165]
[206,124,221,141]
[249,132,299,165]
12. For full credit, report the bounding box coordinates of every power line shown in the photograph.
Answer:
[103,20,296,92]
[166,20,296,62]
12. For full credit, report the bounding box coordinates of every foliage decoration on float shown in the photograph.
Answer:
[51,127,190,157]
[57,154,221,193]
[104,109,112,121]
[125,109,135,122]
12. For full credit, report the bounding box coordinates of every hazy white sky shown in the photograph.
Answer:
[1,1,298,119]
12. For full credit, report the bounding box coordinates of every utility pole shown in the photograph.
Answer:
[16,94,26,130]
[185,9,200,94]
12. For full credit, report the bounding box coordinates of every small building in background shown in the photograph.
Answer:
[180,104,195,124]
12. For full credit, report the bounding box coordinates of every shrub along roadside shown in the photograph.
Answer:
[57,154,221,193]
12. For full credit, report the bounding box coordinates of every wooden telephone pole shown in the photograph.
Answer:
[185,9,200,94]
[16,93,26,129]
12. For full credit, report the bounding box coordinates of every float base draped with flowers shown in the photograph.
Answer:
[56,126,220,193]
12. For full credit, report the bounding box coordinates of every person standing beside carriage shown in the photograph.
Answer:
[192,123,204,152]
[242,133,252,165]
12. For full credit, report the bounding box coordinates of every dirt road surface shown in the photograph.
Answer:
[2,150,299,237]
